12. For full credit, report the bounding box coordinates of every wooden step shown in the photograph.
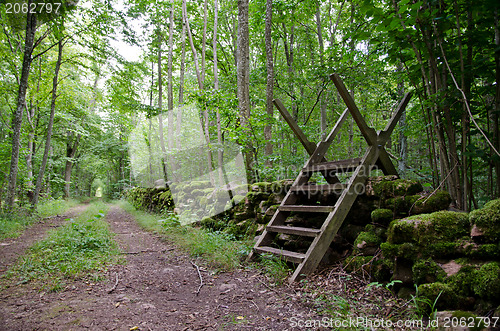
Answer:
[290,183,346,194]
[254,246,305,263]
[266,225,321,237]
[279,205,335,213]
[303,158,362,173]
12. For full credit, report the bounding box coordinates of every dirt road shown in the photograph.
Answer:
[0,205,319,330]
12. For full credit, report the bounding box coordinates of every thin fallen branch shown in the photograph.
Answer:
[121,248,174,255]
[107,273,119,294]
[190,261,204,295]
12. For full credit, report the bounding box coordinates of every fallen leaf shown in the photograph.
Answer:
[236,316,244,320]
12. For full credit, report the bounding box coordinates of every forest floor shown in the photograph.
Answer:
[0,205,326,330]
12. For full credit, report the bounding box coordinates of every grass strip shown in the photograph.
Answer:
[0,199,80,240]
[6,201,121,291]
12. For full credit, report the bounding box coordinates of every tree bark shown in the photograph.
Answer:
[264,0,274,167]
[32,40,63,207]
[237,0,253,182]
[167,2,177,179]
[214,0,224,184]
[494,9,500,197]
[157,29,168,182]
[64,132,81,199]
[6,4,37,209]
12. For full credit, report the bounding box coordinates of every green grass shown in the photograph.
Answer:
[7,201,121,291]
[0,199,80,241]
[117,200,251,271]
[35,198,80,218]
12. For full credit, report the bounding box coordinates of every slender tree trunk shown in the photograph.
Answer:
[264,0,274,168]
[494,9,500,197]
[214,0,224,184]
[397,64,407,176]
[237,0,253,182]
[64,132,80,199]
[32,40,63,207]
[167,3,177,180]
[157,29,168,182]
[316,2,327,139]
[6,4,37,209]
[177,10,186,153]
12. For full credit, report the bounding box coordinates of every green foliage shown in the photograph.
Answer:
[258,253,291,285]
[35,198,79,218]
[0,210,36,240]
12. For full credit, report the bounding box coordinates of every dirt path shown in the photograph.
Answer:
[0,204,89,275]
[0,205,319,330]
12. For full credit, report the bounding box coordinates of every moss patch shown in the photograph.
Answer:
[472,262,500,302]
[412,259,446,285]
[371,208,393,225]
[372,178,423,197]
[417,282,459,311]
[387,211,469,246]
[469,198,500,243]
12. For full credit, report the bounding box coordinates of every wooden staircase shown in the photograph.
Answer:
[248,74,412,283]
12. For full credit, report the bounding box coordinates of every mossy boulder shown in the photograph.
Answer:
[417,282,459,310]
[371,208,393,225]
[447,265,477,298]
[384,191,451,216]
[411,191,452,214]
[469,198,500,243]
[353,226,383,256]
[381,242,418,261]
[412,259,447,285]
[387,211,469,246]
[372,177,423,197]
[472,262,500,302]
[200,216,227,232]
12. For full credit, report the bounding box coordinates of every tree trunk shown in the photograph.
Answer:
[64,132,81,199]
[32,40,63,207]
[157,29,168,182]
[316,2,327,139]
[214,0,224,184]
[6,4,37,209]
[494,9,500,197]
[264,0,274,168]
[167,3,177,180]
[237,0,253,182]
[177,9,186,153]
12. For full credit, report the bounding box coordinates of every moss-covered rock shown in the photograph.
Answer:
[469,198,500,243]
[417,282,459,310]
[411,190,452,214]
[387,211,469,245]
[447,265,477,298]
[371,208,393,225]
[372,177,423,198]
[380,242,419,261]
[412,259,447,285]
[354,228,383,256]
[472,262,500,302]
[200,216,227,232]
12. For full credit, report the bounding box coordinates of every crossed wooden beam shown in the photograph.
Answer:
[274,73,412,177]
